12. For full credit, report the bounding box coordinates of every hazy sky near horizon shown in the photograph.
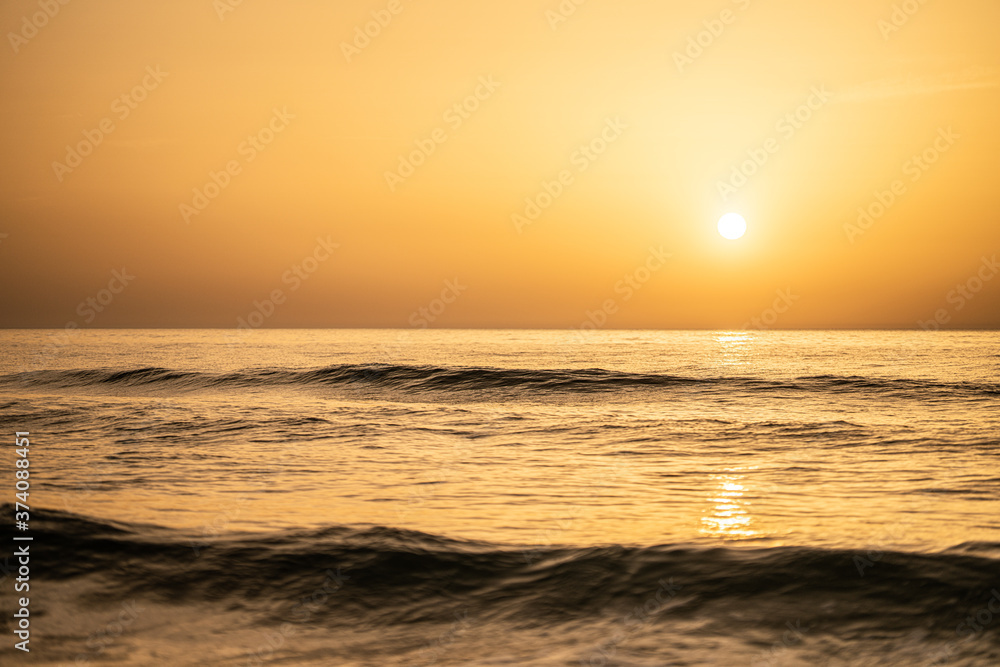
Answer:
[1,0,998,329]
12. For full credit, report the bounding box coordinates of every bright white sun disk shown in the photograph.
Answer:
[718,213,747,240]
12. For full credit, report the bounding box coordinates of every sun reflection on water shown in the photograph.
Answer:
[714,331,755,368]
[700,472,759,540]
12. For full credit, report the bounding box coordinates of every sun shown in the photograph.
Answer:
[718,213,747,240]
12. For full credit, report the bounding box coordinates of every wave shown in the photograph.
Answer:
[3,364,997,398]
[5,505,999,633]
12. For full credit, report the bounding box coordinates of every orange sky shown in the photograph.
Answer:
[1,0,998,329]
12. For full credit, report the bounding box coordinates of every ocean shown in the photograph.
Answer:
[1,329,998,665]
